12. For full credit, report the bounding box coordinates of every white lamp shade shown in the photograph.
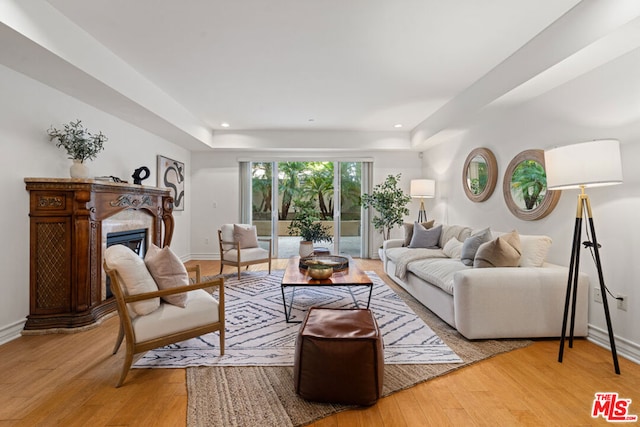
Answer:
[410,179,435,198]
[544,139,623,190]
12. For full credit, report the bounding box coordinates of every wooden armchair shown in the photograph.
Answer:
[218,223,272,279]
[104,244,224,387]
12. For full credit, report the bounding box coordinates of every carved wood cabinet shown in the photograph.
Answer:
[24,178,174,331]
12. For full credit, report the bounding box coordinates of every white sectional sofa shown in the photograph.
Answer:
[382,224,589,340]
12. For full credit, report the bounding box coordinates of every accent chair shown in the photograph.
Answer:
[218,223,272,279]
[103,244,225,387]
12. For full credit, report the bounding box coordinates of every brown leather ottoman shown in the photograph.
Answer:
[293,307,384,406]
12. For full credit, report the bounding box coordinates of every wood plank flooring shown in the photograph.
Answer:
[1,259,638,426]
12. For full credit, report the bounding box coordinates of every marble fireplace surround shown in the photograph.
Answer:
[102,210,153,301]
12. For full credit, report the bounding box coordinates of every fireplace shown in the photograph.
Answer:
[24,178,174,331]
[105,228,148,298]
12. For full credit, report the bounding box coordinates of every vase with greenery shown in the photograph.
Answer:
[361,173,411,241]
[47,120,108,178]
[287,200,332,256]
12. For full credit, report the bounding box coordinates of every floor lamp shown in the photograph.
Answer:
[410,179,435,222]
[544,139,623,375]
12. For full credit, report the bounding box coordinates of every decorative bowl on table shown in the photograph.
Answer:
[307,264,334,279]
[299,255,349,272]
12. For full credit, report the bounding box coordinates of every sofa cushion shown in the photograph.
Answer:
[385,246,446,280]
[461,228,491,266]
[409,223,442,249]
[439,224,473,248]
[104,244,160,316]
[474,230,522,268]
[519,234,552,267]
[407,258,470,295]
[144,243,189,308]
[442,238,463,259]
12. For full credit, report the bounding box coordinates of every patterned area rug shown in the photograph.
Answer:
[186,273,533,427]
[134,270,462,367]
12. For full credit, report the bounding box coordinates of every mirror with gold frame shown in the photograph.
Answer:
[502,149,561,221]
[463,147,498,202]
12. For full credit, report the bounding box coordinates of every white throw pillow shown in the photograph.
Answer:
[145,243,189,307]
[233,224,259,248]
[104,244,160,316]
[519,235,553,267]
[442,238,463,259]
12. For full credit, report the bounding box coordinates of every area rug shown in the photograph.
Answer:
[134,271,462,367]
[186,273,533,427]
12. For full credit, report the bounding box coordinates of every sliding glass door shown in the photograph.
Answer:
[248,160,364,258]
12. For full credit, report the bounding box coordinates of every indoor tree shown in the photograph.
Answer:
[361,173,411,240]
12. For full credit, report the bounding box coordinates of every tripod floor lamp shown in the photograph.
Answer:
[544,139,623,375]
[410,179,435,222]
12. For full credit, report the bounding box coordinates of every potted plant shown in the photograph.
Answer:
[361,174,411,256]
[288,200,333,256]
[47,119,108,178]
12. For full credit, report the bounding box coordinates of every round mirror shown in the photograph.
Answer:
[502,149,561,221]
[463,147,497,202]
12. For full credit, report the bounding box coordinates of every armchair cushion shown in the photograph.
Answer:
[144,243,189,308]
[104,244,160,316]
[233,224,259,248]
[132,289,220,342]
[222,247,270,262]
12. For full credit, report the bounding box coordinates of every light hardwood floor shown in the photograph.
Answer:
[1,259,638,426]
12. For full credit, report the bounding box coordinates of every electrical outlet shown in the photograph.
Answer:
[205,238,209,245]
[594,287,602,304]
[616,294,628,311]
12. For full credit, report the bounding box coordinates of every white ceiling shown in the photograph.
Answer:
[2,0,640,151]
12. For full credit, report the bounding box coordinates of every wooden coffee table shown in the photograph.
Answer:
[280,256,373,323]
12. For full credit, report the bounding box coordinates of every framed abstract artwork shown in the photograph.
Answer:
[157,155,185,211]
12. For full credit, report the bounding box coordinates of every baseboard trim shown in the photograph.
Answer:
[587,324,640,365]
[188,253,219,261]
[0,318,27,345]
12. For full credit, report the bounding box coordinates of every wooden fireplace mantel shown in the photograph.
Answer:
[24,178,174,331]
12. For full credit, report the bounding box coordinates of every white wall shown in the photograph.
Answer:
[0,65,191,342]
[422,48,640,360]
[190,147,423,259]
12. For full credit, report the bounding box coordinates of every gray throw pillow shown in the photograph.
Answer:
[409,223,442,249]
[460,228,492,266]
[402,220,435,247]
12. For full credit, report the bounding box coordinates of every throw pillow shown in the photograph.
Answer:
[439,224,473,249]
[442,238,463,259]
[474,230,522,268]
[460,227,492,266]
[233,224,259,248]
[519,234,552,267]
[144,243,189,308]
[402,220,435,247]
[409,223,442,249]
[103,244,160,316]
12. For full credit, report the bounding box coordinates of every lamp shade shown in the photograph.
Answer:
[410,179,435,198]
[544,139,623,190]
